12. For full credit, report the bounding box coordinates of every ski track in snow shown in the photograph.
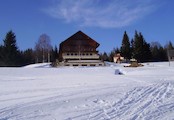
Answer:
[1,82,174,120]
[69,82,174,120]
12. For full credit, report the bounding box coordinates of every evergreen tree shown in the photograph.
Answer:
[143,41,152,62]
[0,45,4,65]
[51,46,59,62]
[159,47,168,61]
[1,30,21,66]
[132,31,142,61]
[167,41,174,50]
[151,42,168,62]
[130,38,134,58]
[100,52,109,61]
[139,33,152,62]
[120,31,131,59]
[115,47,120,54]
[132,31,151,62]
[108,49,116,62]
[21,48,35,65]
[151,43,160,61]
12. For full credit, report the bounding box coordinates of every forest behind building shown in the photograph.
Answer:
[0,30,173,67]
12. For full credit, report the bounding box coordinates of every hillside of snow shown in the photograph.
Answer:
[0,62,174,120]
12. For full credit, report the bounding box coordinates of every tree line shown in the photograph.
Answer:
[100,31,174,62]
[0,30,173,66]
[0,30,58,67]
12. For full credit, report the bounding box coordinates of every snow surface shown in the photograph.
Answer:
[0,62,174,120]
[23,63,51,68]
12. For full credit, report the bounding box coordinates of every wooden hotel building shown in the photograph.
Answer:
[58,31,105,66]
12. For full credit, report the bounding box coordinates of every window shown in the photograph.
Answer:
[90,64,96,66]
[82,64,87,66]
[73,64,78,66]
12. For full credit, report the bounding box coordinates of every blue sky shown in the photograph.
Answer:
[0,0,174,53]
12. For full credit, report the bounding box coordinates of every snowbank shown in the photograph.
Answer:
[23,63,51,68]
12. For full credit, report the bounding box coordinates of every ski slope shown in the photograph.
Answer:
[0,62,174,120]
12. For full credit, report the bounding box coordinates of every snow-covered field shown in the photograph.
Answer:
[0,62,174,120]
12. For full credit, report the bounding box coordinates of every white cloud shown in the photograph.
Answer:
[44,0,158,28]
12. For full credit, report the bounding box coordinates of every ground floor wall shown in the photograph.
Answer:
[58,60,105,67]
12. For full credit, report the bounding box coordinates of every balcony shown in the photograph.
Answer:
[62,53,100,60]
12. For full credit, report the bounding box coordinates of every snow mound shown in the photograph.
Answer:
[115,69,124,75]
[23,63,51,68]
[105,61,133,68]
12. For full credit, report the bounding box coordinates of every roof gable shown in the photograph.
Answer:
[60,31,100,48]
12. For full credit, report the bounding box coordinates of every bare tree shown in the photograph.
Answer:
[35,34,52,63]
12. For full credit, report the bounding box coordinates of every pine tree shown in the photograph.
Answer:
[0,45,3,65]
[22,48,35,65]
[115,47,120,54]
[108,49,116,62]
[1,30,21,66]
[143,41,152,62]
[167,41,174,50]
[101,52,109,61]
[151,43,160,61]
[51,46,59,62]
[139,33,152,62]
[132,31,151,62]
[151,42,168,62]
[132,31,142,61]
[120,31,131,59]
[159,47,168,61]
[130,38,134,58]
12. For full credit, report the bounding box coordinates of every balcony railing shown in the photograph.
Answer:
[62,54,100,59]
